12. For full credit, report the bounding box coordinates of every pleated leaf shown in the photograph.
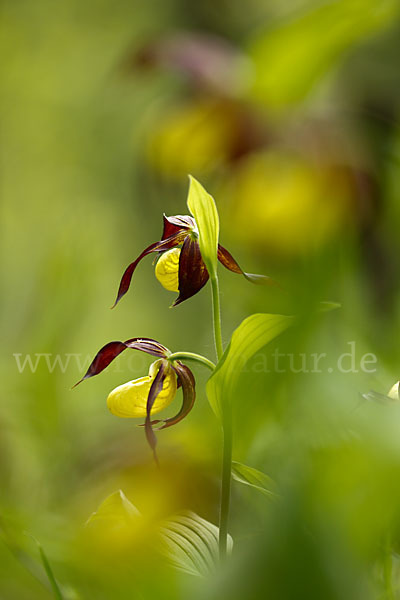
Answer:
[158,511,232,577]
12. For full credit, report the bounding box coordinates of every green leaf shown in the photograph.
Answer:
[85,489,141,527]
[388,381,400,401]
[28,535,64,600]
[362,385,400,406]
[361,390,394,405]
[186,175,219,278]
[232,461,277,499]
[158,511,232,577]
[207,313,293,419]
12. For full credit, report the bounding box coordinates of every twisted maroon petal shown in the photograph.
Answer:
[159,362,195,429]
[218,244,279,286]
[173,237,209,306]
[146,362,196,430]
[112,232,186,308]
[145,360,168,465]
[73,337,169,387]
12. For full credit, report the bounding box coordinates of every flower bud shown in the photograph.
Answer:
[155,248,181,292]
[107,360,177,418]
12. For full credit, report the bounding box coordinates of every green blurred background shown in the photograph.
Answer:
[2,0,400,598]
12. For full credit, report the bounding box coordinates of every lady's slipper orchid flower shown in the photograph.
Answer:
[74,337,195,462]
[107,359,177,418]
[112,214,274,308]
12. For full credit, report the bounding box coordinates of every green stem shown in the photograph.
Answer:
[219,406,232,562]
[384,533,394,600]
[168,352,215,371]
[210,275,223,361]
[210,274,232,563]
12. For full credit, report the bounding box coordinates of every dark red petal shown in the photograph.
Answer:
[145,360,168,465]
[73,337,169,387]
[157,362,196,429]
[161,214,195,240]
[173,237,209,306]
[112,232,185,308]
[124,338,170,358]
[218,244,279,287]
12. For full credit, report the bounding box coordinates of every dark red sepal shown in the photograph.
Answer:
[173,237,209,306]
[218,244,279,286]
[161,214,195,240]
[112,232,185,308]
[73,337,169,387]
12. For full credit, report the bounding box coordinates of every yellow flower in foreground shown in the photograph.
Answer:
[155,248,180,292]
[107,360,177,418]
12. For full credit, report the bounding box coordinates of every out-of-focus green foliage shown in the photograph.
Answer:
[2,0,400,598]
[231,461,277,498]
[248,0,399,109]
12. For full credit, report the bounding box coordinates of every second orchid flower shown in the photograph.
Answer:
[74,337,196,463]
